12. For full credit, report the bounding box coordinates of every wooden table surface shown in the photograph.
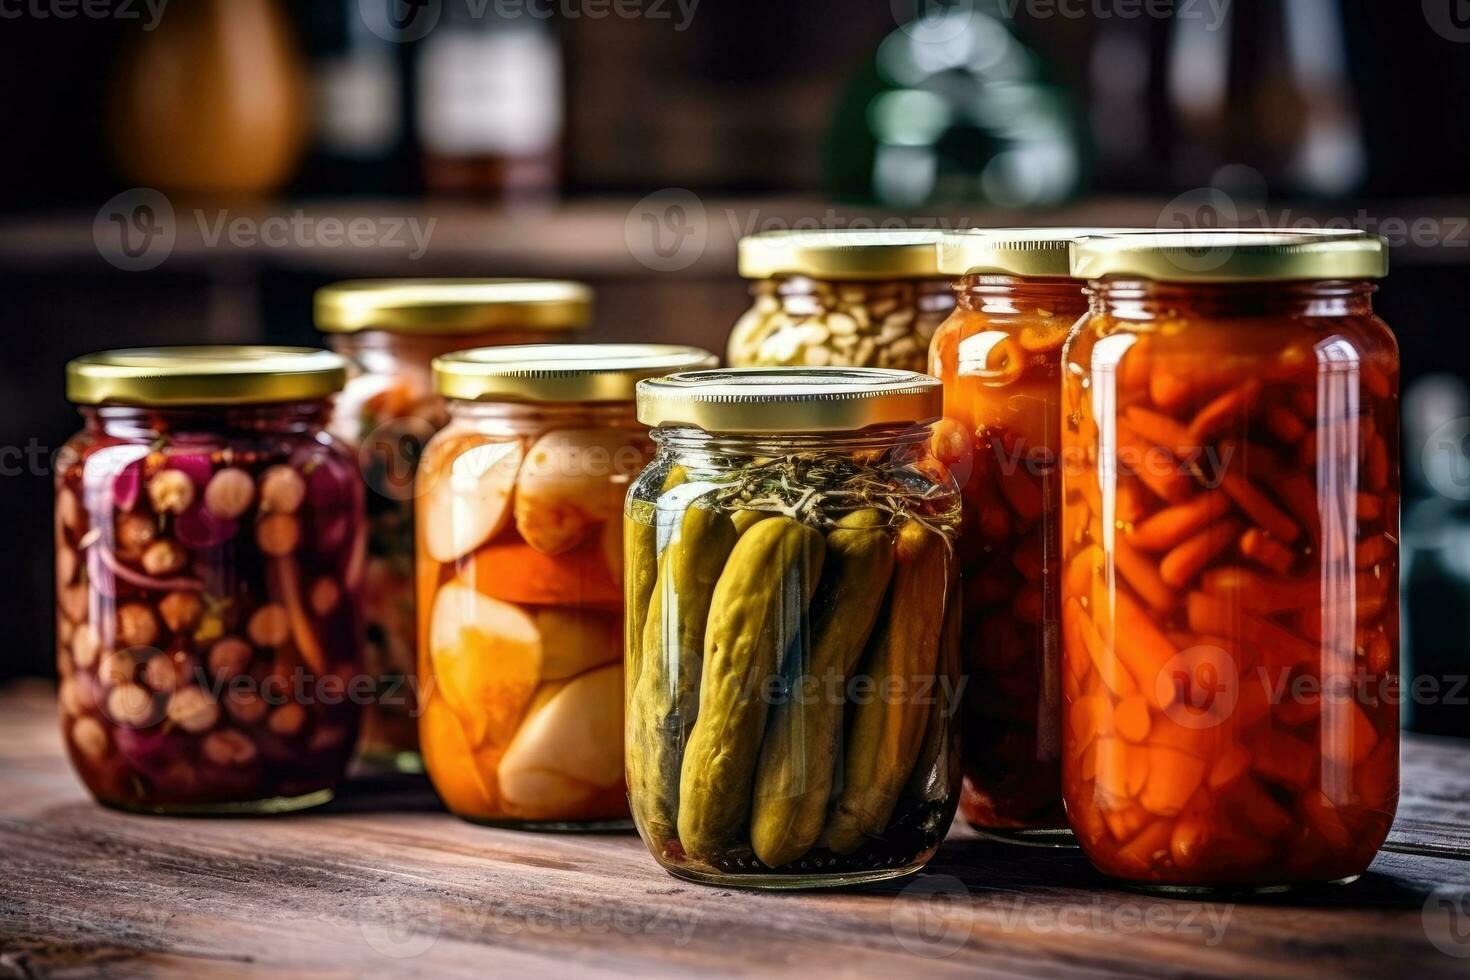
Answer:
[4,680,1470,979]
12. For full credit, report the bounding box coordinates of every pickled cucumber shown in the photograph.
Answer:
[627,503,738,846]
[676,517,825,863]
[822,520,949,855]
[751,509,895,868]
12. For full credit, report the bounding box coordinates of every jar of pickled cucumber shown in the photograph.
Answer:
[627,368,963,888]
[317,279,590,771]
[727,230,954,371]
[416,344,717,828]
[57,347,365,814]
[930,229,1102,843]
[1060,232,1399,889]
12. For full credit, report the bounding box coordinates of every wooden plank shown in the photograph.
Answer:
[3,682,1470,979]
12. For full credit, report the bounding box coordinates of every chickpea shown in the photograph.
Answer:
[202,730,258,767]
[207,636,253,680]
[223,689,268,726]
[256,514,300,558]
[116,603,159,649]
[247,605,290,647]
[147,470,195,515]
[106,683,159,729]
[97,650,135,687]
[70,623,100,670]
[268,703,307,737]
[309,578,340,617]
[71,716,109,761]
[141,540,188,578]
[58,678,81,717]
[166,687,220,734]
[56,487,82,533]
[56,545,78,590]
[204,467,255,520]
[58,584,89,624]
[116,513,157,557]
[158,592,204,635]
[143,652,187,693]
[259,466,306,515]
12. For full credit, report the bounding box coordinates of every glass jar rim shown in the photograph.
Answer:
[738,229,945,280]
[433,343,718,404]
[637,367,942,434]
[1070,230,1388,283]
[66,346,347,407]
[314,279,592,335]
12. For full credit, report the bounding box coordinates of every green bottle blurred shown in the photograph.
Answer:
[827,0,1087,208]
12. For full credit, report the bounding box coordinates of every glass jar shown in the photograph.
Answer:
[727,230,954,372]
[57,347,365,814]
[627,368,963,889]
[1060,232,1399,890]
[416,344,717,828]
[929,230,1100,843]
[317,279,589,771]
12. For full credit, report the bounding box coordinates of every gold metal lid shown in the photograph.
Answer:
[66,347,348,406]
[1070,230,1389,282]
[738,230,945,281]
[314,279,593,334]
[939,227,1148,278]
[433,344,719,403]
[637,367,943,434]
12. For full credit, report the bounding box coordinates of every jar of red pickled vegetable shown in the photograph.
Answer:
[417,344,717,828]
[317,279,590,772]
[1060,232,1399,890]
[58,347,365,814]
[930,229,1106,843]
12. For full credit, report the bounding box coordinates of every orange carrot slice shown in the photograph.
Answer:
[1139,746,1206,817]
[1114,693,1152,743]
[466,535,621,607]
[1111,587,1180,707]
[1124,407,1195,458]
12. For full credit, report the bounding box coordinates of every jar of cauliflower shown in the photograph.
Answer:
[416,344,717,828]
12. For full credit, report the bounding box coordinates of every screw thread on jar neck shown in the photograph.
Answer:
[1088,278,1379,319]
[954,275,1089,318]
[84,400,332,438]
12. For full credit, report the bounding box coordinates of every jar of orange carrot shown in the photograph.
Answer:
[1060,231,1399,890]
[929,229,1101,843]
[416,344,716,828]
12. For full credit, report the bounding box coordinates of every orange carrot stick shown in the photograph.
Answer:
[1356,492,1384,522]
[1124,407,1195,458]
[1189,380,1260,443]
[1112,586,1181,707]
[1240,527,1297,575]
[1264,405,1308,445]
[1356,533,1389,570]
[1160,519,1242,588]
[1220,472,1300,543]
[1275,473,1322,544]
[1067,597,1135,698]
[1116,420,1195,503]
[1115,539,1178,613]
[1126,492,1233,553]
[1139,746,1206,817]
[1199,566,1317,614]
[1186,591,1318,666]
